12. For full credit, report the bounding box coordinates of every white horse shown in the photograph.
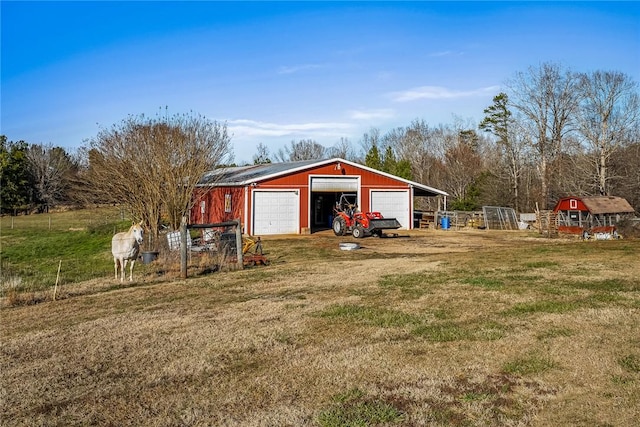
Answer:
[112,221,144,282]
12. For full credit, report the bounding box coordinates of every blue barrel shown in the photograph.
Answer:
[441,216,450,230]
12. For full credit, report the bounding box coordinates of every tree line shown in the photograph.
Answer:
[2,62,639,224]
[255,63,640,213]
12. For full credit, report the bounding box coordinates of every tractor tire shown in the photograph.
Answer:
[352,225,365,238]
[333,217,347,236]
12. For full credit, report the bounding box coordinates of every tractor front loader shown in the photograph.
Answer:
[332,193,401,238]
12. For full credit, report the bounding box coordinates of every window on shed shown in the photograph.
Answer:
[224,194,232,213]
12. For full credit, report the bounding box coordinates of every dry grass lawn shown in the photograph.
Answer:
[2,229,639,426]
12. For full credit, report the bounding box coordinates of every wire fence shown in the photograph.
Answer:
[1,208,129,232]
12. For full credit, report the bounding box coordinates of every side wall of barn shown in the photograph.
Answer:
[191,186,245,226]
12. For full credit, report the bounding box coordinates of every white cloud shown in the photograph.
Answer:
[428,50,464,57]
[390,85,500,102]
[277,64,323,74]
[226,119,352,139]
[347,109,395,121]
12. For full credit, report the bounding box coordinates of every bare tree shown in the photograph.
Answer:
[328,137,357,161]
[393,120,446,187]
[253,143,272,164]
[575,70,640,195]
[87,111,232,248]
[274,139,327,162]
[507,62,580,209]
[26,143,77,212]
[358,128,383,161]
[441,129,483,210]
[611,139,640,211]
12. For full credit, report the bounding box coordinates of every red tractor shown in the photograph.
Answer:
[332,193,401,238]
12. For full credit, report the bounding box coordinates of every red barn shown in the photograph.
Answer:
[553,196,635,236]
[191,158,448,235]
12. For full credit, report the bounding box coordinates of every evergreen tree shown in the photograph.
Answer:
[382,145,396,174]
[479,92,524,210]
[378,145,412,180]
[364,142,382,170]
[0,136,33,214]
[479,93,511,143]
[393,159,413,180]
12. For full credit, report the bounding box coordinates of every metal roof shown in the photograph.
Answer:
[198,159,320,186]
[581,196,635,214]
[197,158,448,197]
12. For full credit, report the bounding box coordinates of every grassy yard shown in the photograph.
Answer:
[1,207,130,291]
[1,210,639,426]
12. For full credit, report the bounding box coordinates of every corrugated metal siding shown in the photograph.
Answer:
[198,158,446,197]
[256,162,409,231]
[190,187,244,225]
[259,163,407,188]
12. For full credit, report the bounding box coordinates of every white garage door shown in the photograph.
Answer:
[253,191,299,235]
[311,177,359,192]
[370,190,410,229]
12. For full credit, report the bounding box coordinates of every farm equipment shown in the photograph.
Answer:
[332,193,401,238]
[215,231,270,266]
[219,232,270,266]
[241,236,270,266]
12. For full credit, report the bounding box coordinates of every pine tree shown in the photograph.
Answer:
[364,142,382,171]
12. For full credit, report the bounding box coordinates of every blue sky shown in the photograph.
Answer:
[2,1,639,164]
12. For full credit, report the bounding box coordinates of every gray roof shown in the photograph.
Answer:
[197,158,448,197]
[198,159,320,186]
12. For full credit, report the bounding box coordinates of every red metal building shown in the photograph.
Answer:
[191,158,448,235]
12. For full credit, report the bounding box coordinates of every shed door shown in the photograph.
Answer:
[370,190,410,229]
[253,190,299,235]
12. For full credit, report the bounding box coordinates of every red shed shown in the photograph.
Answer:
[191,158,448,235]
[553,196,635,235]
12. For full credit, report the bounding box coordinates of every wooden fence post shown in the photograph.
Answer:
[235,218,243,269]
[53,260,62,301]
[180,216,188,279]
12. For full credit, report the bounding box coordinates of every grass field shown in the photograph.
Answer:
[1,207,131,292]
[1,210,639,426]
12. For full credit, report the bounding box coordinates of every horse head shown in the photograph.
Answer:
[131,221,144,245]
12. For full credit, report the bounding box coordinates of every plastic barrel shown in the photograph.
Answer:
[441,217,450,230]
